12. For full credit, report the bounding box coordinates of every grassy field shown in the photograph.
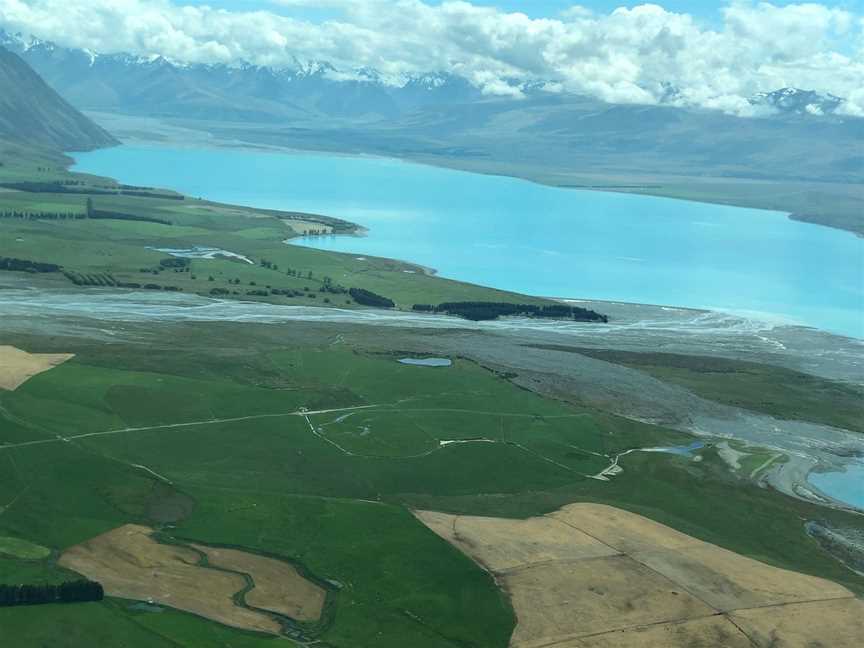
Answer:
[0,333,598,646]
[0,340,525,646]
[0,536,51,560]
[1,321,863,647]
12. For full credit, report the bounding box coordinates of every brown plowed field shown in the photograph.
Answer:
[415,504,862,648]
[59,524,326,635]
[0,345,73,390]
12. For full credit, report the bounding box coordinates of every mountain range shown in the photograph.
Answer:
[1,31,852,124]
[0,44,116,151]
[0,31,485,123]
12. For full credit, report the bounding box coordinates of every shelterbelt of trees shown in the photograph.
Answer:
[0,580,104,607]
[0,180,183,201]
[0,209,170,225]
[349,288,396,308]
[0,194,170,225]
[413,301,608,322]
[0,256,61,273]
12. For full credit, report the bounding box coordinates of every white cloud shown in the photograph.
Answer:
[0,0,862,115]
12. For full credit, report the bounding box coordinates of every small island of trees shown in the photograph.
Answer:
[412,301,608,322]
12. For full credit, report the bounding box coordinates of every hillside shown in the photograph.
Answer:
[0,46,116,151]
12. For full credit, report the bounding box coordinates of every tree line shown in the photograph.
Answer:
[0,181,183,201]
[349,288,395,308]
[0,256,60,273]
[0,208,170,226]
[117,190,183,200]
[258,260,350,295]
[0,181,118,195]
[1,210,85,221]
[259,259,317,281]
[413,301,609,322]
[63,270,182,291]
[0,580,104,607]
[211,286,345,303]
[320,276,348,294]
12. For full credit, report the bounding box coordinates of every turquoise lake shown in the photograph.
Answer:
[73,146,864,338]
[809,462,864,510]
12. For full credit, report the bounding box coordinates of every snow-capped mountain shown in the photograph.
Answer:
[1,30,854,125]
[749,88,845,116]
[0,30,486,122]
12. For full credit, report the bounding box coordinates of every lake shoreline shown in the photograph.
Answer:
[71,144,864,339]
[87,111,863,238]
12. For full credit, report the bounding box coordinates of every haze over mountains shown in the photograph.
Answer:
[0,45,115,151]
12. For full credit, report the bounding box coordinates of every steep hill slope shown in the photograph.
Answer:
[0,46,116,151]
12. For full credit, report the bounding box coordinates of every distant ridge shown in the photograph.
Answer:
[0,45,117,151]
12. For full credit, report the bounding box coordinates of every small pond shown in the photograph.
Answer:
[398,357,453,367]
[640,441,705,456]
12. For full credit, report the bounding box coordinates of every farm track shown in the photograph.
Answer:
[1,403,608,484]
[0,403,390,450]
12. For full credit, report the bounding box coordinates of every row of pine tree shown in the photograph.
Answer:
[0,581,104,607]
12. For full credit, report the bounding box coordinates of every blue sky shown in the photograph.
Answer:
[191,0,864,25]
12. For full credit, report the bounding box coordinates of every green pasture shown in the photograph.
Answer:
[1,324,863,647]
[0,536,51,560]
